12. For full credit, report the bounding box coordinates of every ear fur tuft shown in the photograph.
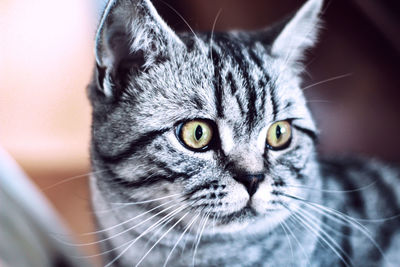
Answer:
[270,0,323,64]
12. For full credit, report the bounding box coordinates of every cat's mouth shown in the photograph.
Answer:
[214,204,258,225]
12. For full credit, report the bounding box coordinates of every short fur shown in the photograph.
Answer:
[88,0,400,266]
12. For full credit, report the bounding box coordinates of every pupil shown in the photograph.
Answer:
[276,125,282,139]
[195,125,203,140]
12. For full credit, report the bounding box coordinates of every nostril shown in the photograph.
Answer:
[251,174,265,182]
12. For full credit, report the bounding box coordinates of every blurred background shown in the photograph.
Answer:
[0,0,399,265]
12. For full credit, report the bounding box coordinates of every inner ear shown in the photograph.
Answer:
[94,0,184,99]
[96,29,145,96]
[103,30,146,95]
[115,51,145,92]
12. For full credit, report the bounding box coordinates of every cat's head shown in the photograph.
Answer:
[89,0,323,233]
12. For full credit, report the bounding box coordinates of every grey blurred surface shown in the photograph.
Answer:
[0,147,90,267]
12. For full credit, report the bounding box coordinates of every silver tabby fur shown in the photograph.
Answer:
[88,0,400,266]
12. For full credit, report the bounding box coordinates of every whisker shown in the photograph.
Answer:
[306,99,332,104]
[300,205,353,238]
[305,203,387,252]
[110,193,182,205]
[281,217,311,266]
[354,214,400,223]
[163,212,201,267]
[41,169,103,192]
[190,211,208,256]
[285,205,352,267]
[84,198,180,236]
[158,0,199,41]
[142,212,176,250]
[209,8,222,62]
[180,208,207,257]
[290,205,353,266]
[135,211,191,267]
[285,180,377,194]
[58,199,184,246]
[74,203,190,259]
[278,221,294,266]
[211,212,217,234]
[190,214,204,251]
[141,197,201,251]
[281,193,388,263]
[302,73,353,91]
[192,211,210,267]
[92,193,183,215]
[102,203,192,266]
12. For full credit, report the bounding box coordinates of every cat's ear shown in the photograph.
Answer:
[94,0,183,97]
[269,0,323,64]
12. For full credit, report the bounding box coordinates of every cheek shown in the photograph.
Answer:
[115,160,151,181]
[219,178,249,214]
[289,138,314,165]
[114,154,172,182]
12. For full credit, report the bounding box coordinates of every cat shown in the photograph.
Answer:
[87,0,400,266]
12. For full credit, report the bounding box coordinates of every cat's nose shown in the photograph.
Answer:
[235,173,265,197]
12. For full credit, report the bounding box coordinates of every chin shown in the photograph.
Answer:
[208,202,290,235]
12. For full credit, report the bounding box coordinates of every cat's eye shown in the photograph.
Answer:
[177,120,214,151]
[266,121,292,150]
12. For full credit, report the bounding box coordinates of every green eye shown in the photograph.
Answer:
[266,121,292,150]
[177,120,214,151]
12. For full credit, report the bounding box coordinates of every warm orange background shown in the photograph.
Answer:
[0,0,93,172]
[0,0,98,263]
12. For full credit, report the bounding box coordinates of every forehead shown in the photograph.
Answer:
[124,33,305,133]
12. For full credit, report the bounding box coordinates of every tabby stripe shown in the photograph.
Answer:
[147,155,191,179]
[247,48,265,71]
[105,167,181,189]
[227,71,245,116]
[93,129,168,164]
[187,180,220,195]
[99,154,189,189]
[260,80,267,117]
[269,82,279,120]
[362,167,400,254]
[341,222,353,263]
[110,174,175,188]
[293,125,318,141]
[247,48,276,120]
[248,48,271,90]
[330,160,400,259]
[276,158,304,180]
[248,48,272,120]
[215,35,257,129]
[247,74,258,130]
[322,161,367,218]
[192,95,204,109]
[211,45,225,118]
[351,160,400,216]
[224,39,258,130]
[235,95,246,116]
[263,153,271,173]
[227,71,237,95]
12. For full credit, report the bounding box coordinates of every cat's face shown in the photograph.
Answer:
[90,0,322,233]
